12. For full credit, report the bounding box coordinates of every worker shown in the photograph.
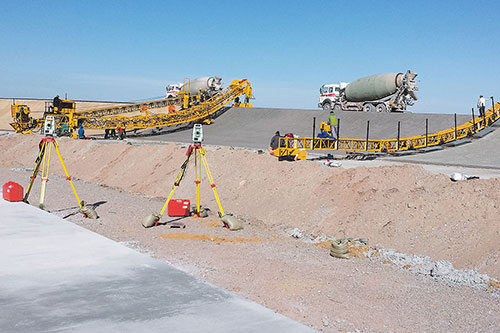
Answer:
[477,95,486,118]
[268,131,281,154]
[329,111,338,136]
[53,95,61,111]
[104,129,109,139]
[317,130,336,139]
[77,125,85,139]
[118,126,126,140]
[168,104,175,113]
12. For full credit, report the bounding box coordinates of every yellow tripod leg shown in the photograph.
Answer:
[159,185,178,216]
[143,149,193,228]
[200,150,224,216]
[201,148,242,230]
[195,149,201,216]
[24,141,47,202]
[39,142,52,209]
[53,140,82,208]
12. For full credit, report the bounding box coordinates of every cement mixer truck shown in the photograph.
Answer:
[166,77,223,99]
[318,70,418,112]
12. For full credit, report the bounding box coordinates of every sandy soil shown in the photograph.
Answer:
[0,98,126,131]
[1,133,499,331]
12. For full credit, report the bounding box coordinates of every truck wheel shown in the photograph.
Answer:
[322,102,332,110]
[363,104,375,112]
[376,104,387,112]
[333,104,341,112]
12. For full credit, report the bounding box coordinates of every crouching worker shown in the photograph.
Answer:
[268,130,281,154]
[317,130,336,139]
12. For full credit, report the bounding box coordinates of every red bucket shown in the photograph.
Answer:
[2,182,24,202]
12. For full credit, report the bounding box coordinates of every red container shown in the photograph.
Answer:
[167,199,191,217]
[2,181,24,202]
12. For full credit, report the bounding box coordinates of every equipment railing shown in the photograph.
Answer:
[276,102,500,156]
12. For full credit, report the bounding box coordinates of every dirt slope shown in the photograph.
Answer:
[0,133,498,279]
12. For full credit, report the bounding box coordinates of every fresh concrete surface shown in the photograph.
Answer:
[136,106,498,171]
[0,198,314,332]
[382,121,500,170]
[140,107,471,149]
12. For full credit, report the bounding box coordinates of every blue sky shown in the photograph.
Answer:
[1,0,499,114]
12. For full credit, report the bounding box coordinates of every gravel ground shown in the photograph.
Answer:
[1,167,499,332]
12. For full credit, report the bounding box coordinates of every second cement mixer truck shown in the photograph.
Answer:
[318,70,418,112]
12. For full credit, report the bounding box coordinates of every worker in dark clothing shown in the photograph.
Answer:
[268,131,281,154]
[53,95,61,110]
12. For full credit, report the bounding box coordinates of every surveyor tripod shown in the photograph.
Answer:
[142,144,242,230]
[24,136,97,218]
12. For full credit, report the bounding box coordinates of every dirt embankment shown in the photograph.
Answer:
[0,133,498,279]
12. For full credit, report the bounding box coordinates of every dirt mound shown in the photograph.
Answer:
[0,133,498,278]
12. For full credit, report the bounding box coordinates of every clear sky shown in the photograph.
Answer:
[1,0,499,114]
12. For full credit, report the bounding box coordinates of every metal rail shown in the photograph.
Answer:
[276,102,500,156]
[74,96,182,118]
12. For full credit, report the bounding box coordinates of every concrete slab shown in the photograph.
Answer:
[140,108,471,149]
[0,198,313,332]
[383,120,500,170]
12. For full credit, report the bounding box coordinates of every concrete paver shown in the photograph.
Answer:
[0,198,313,332]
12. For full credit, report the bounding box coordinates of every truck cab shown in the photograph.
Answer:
[318,83,345,110]
[166,83,182,98]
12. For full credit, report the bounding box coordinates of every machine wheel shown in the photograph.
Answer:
[363,104,375,112]
[322,102,332,110]
[333,104,342,112]
[376,103,387,112]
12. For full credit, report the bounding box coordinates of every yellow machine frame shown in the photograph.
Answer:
[9,79,254,134]
[274,102,500,157]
